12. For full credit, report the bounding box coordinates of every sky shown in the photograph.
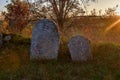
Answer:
[87,0,120,15]
[0,0,120,15]
[0,0,9,12]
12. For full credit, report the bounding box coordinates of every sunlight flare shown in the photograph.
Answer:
[105,19,120,33]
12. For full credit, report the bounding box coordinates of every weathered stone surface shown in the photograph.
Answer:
[30,19,60,60]
[68,35,92,61]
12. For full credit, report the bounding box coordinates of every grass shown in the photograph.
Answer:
[0,35,120,80]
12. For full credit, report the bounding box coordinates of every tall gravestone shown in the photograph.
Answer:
[68,35,92,61]
[30,19,60,60]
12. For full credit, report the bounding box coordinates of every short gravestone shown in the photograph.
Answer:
[68,35,92,61]
[30,19,60,60]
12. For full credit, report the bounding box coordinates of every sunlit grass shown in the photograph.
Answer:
[0,35,120,80]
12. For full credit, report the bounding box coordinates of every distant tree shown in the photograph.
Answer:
[79,8,85,16]
[98,9,102,16]
[105,5,118,16]
[5,0,30,34]
[90,8,97,16]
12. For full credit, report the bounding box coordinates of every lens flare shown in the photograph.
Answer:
[105,19,120,33]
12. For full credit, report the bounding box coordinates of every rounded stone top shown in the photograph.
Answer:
[69,35,90,44]
[34,19,59,33]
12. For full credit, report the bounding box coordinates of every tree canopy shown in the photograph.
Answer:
[5,0,30,33]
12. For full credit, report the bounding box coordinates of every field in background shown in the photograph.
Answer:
[64,16,120,43]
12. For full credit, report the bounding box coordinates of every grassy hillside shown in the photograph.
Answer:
[0,35,120,80]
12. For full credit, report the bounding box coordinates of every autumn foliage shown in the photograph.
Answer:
[5,0,30,33]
